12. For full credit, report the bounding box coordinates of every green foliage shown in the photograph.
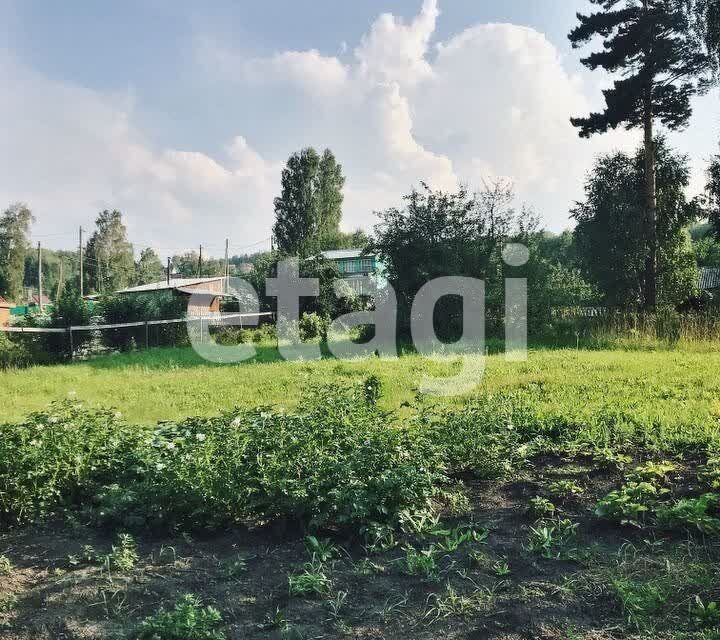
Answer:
[273,148,345,257]
[0,402,141,526]
[288,561,331,597]
[699,456,720,489]
[134,594,225,640]
[655,494,720,534]
[526,518,578,559]
[135,248,165,285]
[431,525,487,553]
[0,202,33,302]
[547,480,584,499]
[104,532,139,572]
[612,577,669,630]
[627,460,677,483]
[84,209,135,294]
[569,1,711,137]
[528,496,556,519]
[690,596,720,629]
[0,331,32,370]
[45,285,92,358]
[304,536,337,563]
[573,139,700,308]
[298,312,329,341]
[708,153,720,238]
[99,291,187,351]
[371,181,534,338]
[416,393,540,480]
[0,555,13,575]
[212,324,276,346]
[402,545,439,580]
[595,481,669,527]
[133,384,445,531]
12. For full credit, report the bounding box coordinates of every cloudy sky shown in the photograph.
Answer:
[1,0,718,257]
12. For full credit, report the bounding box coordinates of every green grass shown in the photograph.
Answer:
[2,344,720,425]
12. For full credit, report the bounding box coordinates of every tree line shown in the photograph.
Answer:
[0,0,718,328]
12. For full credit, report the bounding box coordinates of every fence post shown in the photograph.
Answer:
[69,328,74,359]
[145,321,149,350]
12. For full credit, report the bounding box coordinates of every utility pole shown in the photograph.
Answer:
[56,261,64,301]
[37,242,43,313]
[167,257,171,285]
[224,238,229,293]
[198,245,203,278]
[79,226,84,298]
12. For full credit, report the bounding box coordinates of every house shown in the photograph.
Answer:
[117,277,228,315]
[699,267,720,294]
[319,249,382,297]
[0,297,13,327]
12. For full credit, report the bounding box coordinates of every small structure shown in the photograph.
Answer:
[319,249,382,297]
[0,297,13,327]
[699,267,720,294]
[117,277,228,315]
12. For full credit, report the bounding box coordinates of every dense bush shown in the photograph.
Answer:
[0,332,32,369]
[212,324,276,346]
[298,312,329,341]
[0,384,446,533]
[415,393,546,479]
[45,285,93,358]
[0,403,141,526]
[104,384,446,531]
[99,291,188,351]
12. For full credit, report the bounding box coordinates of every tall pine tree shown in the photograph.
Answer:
[569,0,712,310]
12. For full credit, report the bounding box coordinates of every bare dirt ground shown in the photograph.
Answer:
[1,456,717,640]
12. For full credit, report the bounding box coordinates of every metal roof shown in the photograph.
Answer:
[319,249,373,260]
[699,267,720,291]
[117,277,225,294]
[175,287,228,296]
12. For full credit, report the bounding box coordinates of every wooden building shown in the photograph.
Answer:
[0,297,13,327]
[117,277,227,315]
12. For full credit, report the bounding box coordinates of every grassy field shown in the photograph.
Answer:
[2,343,720,426]
[1,345,720,639]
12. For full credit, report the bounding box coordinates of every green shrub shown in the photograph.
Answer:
[133,383,446,531]
[99,292,187,351]
[134,594,225,640]
[0,402,142,526]
[288,561,331,597]
[595,481,669,527]
[656,494,720,534]
[0,332,32,369]
[417,393,544,479]
[45,285,92,359]
[298,312,329,341]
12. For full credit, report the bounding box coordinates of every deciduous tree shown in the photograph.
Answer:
[272,148,345,257]
[84,210,135,294]
[573,139,700,308]
[0,203,33,302]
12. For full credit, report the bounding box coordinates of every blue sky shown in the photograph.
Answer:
[1,0,717,256]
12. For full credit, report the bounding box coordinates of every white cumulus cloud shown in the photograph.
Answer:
[2,0,691,256]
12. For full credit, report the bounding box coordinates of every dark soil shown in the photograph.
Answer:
[0,456,717,640]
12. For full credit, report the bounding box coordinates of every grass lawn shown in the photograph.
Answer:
[1,343,719,426]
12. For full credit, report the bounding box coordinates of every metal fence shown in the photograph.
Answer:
[0,312,274,357]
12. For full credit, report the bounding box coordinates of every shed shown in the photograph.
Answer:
[116,277,228,314]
